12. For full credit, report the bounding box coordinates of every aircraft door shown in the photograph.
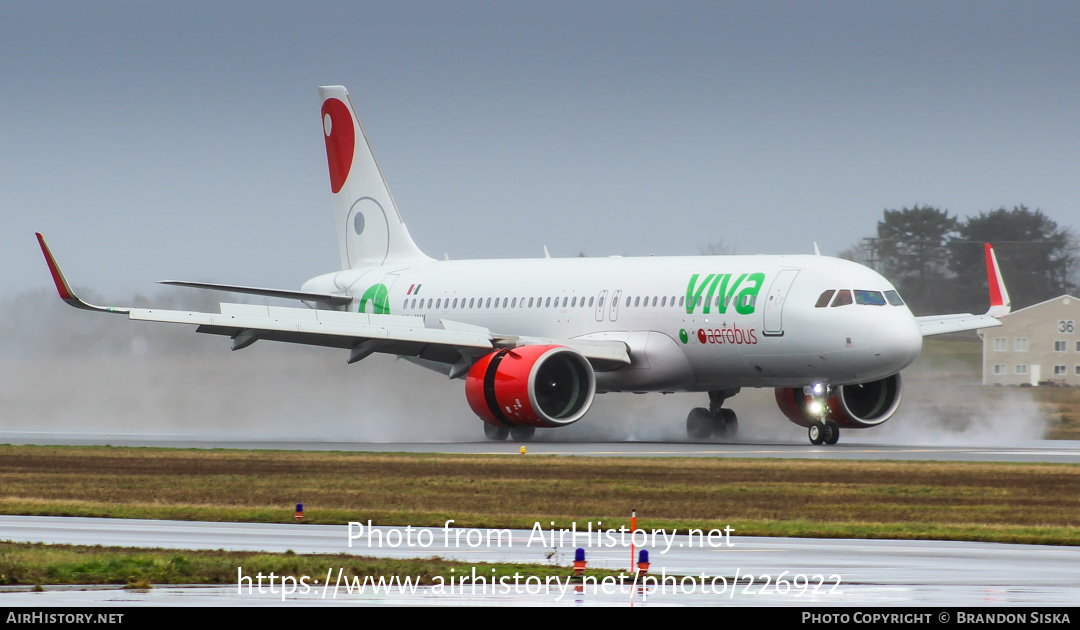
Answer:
[609,290,622,322]
[594,290,608,322]
[762,269,799,336]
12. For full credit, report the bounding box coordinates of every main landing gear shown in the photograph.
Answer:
[805,383,840,446]
[686,389,740,441]
[483,424,535,441]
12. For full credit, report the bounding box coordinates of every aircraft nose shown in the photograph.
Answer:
[871,311,923,373]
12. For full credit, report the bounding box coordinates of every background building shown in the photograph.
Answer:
[978,295,1080,386]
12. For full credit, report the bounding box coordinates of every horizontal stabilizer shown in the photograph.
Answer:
[158,280,352,306]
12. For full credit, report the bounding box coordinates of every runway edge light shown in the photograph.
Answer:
[574,548,586,576]
[637,549,650,575]
[295,503,303,522]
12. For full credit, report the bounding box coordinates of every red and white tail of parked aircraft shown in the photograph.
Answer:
[37,85,1011,445]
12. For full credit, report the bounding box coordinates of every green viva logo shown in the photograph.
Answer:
[359,283,391,314]
[685,272,765,315]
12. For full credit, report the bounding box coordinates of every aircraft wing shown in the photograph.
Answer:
[36,234,630,371]
[915,243,1011,337]
[136,304,629,370]
[915,313,1001,336]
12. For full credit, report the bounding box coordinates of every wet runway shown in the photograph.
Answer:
[1,515,1078,606]
[3,431,1080,463]
[2,434,1077,606]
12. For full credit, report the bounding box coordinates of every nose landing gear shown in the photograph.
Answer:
[805,383,840,445]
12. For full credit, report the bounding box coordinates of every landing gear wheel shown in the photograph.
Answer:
[720,408,738,438]
[483,424,509,441]
[687,408,713,440]
[824,420,840,445]
[509,426,536,441]
[808,422,825,445]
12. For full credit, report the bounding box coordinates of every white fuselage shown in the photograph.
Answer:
[302,253,923,392]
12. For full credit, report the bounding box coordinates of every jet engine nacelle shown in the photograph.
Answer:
[465,345,596,428]
[775,374,902,429]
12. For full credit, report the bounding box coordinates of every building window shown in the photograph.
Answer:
[1075,366,1080,375]
[993,338,1007,351]
[1055,341,1067,352]
[1015,365,1029,375]
[1015,338,1029,352]
[993,364,1007,375]
[1054,365,1067,376]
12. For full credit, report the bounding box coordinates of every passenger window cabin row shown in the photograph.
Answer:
[400,292,755,311]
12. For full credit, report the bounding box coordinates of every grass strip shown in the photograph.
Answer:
[0,541,607,587]
[0,445,1077,545]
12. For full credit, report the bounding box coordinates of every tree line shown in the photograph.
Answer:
[841,205,1078,316]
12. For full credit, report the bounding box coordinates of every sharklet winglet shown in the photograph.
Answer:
[984,243,1011,318]
[35,233,130,314]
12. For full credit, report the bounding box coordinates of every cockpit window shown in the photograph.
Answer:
[830,290,853,307]
[815,290,835,308]
[884,290,904,306]
[854,290,886,306]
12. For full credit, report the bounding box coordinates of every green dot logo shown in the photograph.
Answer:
[679,329,688,344]
[359,283,390,314]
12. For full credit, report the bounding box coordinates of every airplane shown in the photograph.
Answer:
[36,85,1012,446]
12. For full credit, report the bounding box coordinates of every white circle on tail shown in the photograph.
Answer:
[324,113,332,137]
[345,197,390,266]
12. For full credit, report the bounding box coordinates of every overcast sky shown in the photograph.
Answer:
[4,1,1078,299]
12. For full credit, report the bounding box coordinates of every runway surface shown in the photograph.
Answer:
[1,515,1077,606]
[3,431,1080,463]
